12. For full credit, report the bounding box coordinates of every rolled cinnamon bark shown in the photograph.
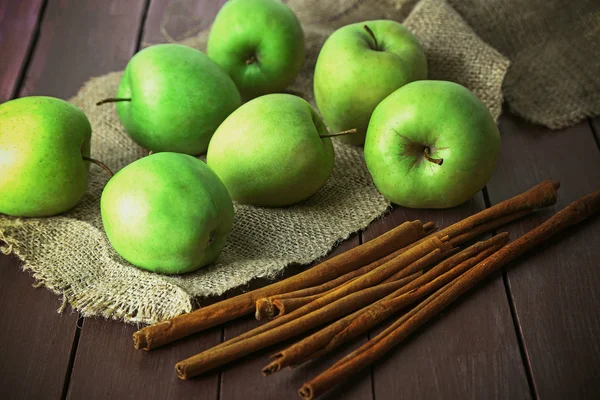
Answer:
[256,250,403,320]
[449,209,531,246]
[263,234,508,374]
[272,269,424,318]
[135,181,559,351]
[438,180,559,239]
[134,220,429,350]
[202,237,451,356]
[175,237,451,378]
[256,223,438,320]
[299,187,600,400]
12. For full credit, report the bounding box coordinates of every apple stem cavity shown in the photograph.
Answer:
[246,54,258,65]
[363,24,379,51]
[423,147,443,166]
[320,128,358,139]
[82,156,115,177]
[95,97,132,106]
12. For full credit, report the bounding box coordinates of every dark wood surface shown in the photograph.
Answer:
[364,203,531,399]
[1,1,599,399]
[486,117,600,399]
[0,0,44,101]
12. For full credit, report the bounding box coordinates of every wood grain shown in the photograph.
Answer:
[0,0,148,398]
[591,118,600,146]
[141,0,226,46]
[1,0,598,398]
[486,114,600,398]
[0,1,94,398]
[64,1,224,399]
[363,200,531,399]
[0,0,44,101]
[0,253,79,399]
[67,298,223,400]
[218,235,374,400]
[19,0,147,99]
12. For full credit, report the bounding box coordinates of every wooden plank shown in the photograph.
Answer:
[141,0,226,46]
[591,118,600,146]
[0,0,148,398]
[486,114,600,399]
[365,202,531,398]
[66,298,223,399]
[219,235,373,400]
[0,0,44,101]
[65,1,224,399]
[0,253,79,399]
[19,0,147,99]
[0,1,86,398]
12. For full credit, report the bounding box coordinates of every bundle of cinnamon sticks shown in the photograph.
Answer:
[133,180,600,399]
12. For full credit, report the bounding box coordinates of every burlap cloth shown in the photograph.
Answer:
[4,0,595,323]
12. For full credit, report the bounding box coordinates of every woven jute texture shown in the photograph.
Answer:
[447,0,600,129]
[1,0,511,324]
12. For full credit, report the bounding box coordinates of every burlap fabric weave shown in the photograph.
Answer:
[1,0,512,324]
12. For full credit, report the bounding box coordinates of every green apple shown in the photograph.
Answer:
[115,44,241,155]
[101,152,234,274]
[206,94,333,206]
[314,20,427,146]
[207,0,304,99]
[364,80,501,209]
[0,96,91,217]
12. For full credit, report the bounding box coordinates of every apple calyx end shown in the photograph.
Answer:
[423,147,443,166]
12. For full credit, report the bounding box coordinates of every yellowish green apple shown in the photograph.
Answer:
[0,96,91,217]
[114,44,241,155]
[206,94,333,206]
[314,20,427,145]
[101,152,234,274]
[364,80,501,208]
[207,0,304,99]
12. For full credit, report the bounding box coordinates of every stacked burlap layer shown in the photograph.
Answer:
[282,0,599,128]
[3,0,527,323]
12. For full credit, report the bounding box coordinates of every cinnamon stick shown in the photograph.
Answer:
[272,268,425,318]
[136,182,559,351]
[449,209,531,246]
[176,272,424,379]
[211,237,450,353]
[134,220,428,350]
[438,180,559,240]
[175,237,450,379]
[270,286,351,318]
[320,240,505,357]
[256,251,399,320]
[255,246,419,320]
[299,188,600,400]
[255,222,438,320]
[263,234,507,374]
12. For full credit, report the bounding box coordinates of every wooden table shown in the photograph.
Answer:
[1,1,599,399]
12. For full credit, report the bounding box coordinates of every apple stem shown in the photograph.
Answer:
[96,97,131,106]
[423,147,443,166]
[363,24,379,51]
[246,54,257,65]
[83,156,114,177]
[320,128,358,139]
